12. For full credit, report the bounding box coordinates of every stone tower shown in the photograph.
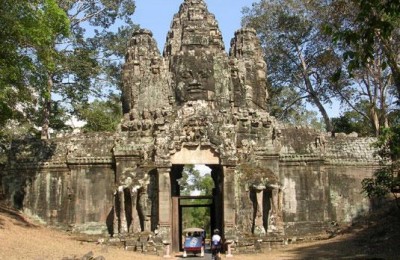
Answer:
[118,0,281,247]
[121,0,269,112]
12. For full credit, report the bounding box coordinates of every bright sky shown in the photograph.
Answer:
[132,0,256,52]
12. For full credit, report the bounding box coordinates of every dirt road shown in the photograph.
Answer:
[1,203,399,260]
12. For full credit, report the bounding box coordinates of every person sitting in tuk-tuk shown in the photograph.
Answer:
[183,229,204,258]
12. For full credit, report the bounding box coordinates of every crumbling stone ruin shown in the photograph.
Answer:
[0,0,379,255]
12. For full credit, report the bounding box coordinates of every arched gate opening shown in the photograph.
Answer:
[170,164,224,252]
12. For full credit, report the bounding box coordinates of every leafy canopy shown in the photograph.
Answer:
[80,94,122,132]
[0,0,70,139]
[1,0,137,139]
[326,0,400,101]
[362,126,400,209]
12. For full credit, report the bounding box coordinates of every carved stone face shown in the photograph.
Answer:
[173,53,215,103]
[119,170,136,187]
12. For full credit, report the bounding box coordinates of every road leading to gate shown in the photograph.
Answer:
[177,246,215,260]
[181,251,212,260]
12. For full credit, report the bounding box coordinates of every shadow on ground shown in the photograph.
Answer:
[0,201,37,228]
[285,203,400,259]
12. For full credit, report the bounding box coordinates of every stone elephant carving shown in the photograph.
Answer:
[113,167,151,235]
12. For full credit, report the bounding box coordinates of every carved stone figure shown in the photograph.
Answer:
[173,52,216,104]
[142,110,154,132]
[130,110,142,131]
[113,168,151,235]
[252,184,267,235]
[121,109,142,132]
[266,184,283,233]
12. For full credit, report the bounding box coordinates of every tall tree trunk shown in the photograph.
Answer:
[296,46,333,132]
[381,38,400,102]
[308,88,333,132]
[369,106,380,136]
[41,75,52,140]
[364,64,380,137]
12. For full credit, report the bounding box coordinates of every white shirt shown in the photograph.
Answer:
[211,234,221,245]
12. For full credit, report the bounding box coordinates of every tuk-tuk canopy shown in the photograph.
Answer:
[183,227,204,233]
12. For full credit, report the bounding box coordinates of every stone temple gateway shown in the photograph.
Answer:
[1,0,379,255]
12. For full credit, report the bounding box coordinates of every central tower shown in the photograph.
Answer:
[121,0,269,114]
[117,0,281,252]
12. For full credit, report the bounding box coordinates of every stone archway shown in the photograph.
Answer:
[168,147,225,252]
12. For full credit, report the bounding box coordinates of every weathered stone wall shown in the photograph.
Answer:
[280,126,378,165]
[275,127,378,235]
[324,135,378,165]
[0,128,378,237]
[1,133,118,234]
[279,163,373,236]
[22,166,115,234]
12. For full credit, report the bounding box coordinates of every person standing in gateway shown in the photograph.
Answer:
[211,229,222,259]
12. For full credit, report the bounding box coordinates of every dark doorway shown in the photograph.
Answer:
[170,164,224,252]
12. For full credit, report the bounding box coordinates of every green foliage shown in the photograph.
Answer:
[80,95,122,132]
[268,83,320,127]
[34,101,73,131]
[0,0,70,131]
[51,0,138,121]
[373,126,400,161]
[244,0,398,134]
[362,126,400,209]
[178,165,194,196]
[362,165,399,198]
[327,0,400,100]
[180,165,214,233]
[36,0,71,71]
[331,0,399,65]
[325,0,397,135]
[182,206,211,234]
[0,0,138,138]
[388,109,400,126]
[332,110,375,136]
[179,165,214,196]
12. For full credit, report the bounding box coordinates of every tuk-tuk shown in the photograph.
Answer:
[182,227,205,258]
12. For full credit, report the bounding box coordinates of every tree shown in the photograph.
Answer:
[79,94,122,132]
[332,109,374,136]
[242,0,342,131]
[56,0,137,104]
[39,0,137,138]
[267,81,324,130]
[179,165,214,232]
[362,126,400,209]
[331,52,395,136]
[0,0,70,142]
[31,0,135,138]
[0,0,137,140]
[179,165,214,196]
[328,0,400,102]
[324,0,399,136]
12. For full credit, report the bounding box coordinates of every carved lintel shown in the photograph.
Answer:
[220,158,238,166]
